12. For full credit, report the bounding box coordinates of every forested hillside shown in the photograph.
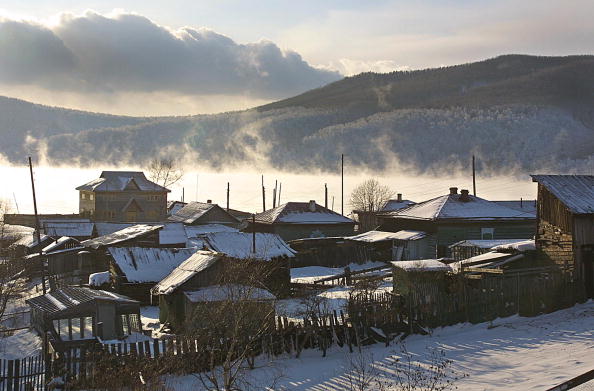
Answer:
[1,55,593,174]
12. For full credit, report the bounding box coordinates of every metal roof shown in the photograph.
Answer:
[198,232,295,260]
[108,247,196,283]
[27,287,137,315]
[347,230,427,243]
[152,250,223,295]
[254,202,354,224]
[168,201,239,224]
[381,193,535,221]
[531,175,594,214]
[81,224,163,250]
[76,171,169,193]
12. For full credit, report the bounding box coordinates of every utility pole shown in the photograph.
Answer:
[341,154,344,216]
[251,214,256,254]
[28,157,46,294]
[278,183,282,205]
[226,182,230,211]
[273,180,277,208]
[324,183,328,209]
[182,187,185,203]
[261,175,266,212]
[472,155,477,197]
[332,196,335,211]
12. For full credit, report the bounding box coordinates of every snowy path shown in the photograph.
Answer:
[166,300,593,390]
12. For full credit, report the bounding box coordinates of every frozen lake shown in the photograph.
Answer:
[0,164,537,215]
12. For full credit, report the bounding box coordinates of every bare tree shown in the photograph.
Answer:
[350,179,395,213]
[147,158,184,188]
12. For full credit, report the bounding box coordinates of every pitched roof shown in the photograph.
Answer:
[449,239,532,249]
[348,230,427,243]
[531,175,594,214]
[42,236,80,253]
[184,224,239,238]
[380,199,416,212]
[76,171,169,192]
[391,259,453,272]
[41,221,94,238]
[381,193,535,221]
[108,247,196,283]
[198,232,295,260]
[168,201,240,224]
[81,224,162,250]
[152,251,223,295]
[254,202,354,224]
[184,284,276,302]
[493,200,537,214]
[27,287,137,315]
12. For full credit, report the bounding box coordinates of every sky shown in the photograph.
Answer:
[1,0,593,116]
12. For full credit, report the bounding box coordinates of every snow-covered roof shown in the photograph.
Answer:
[168,201,239,224]
[89,271,111,286]
[76,171,169,192]
[450,252,524,272]
[27,287,137,315]
[12,233,51,248]
[255,202,354,225]
[199,232,296,260]
[490,239,536,252]
[42,236,80,253]
[494,201,537,214]
[185,224,239,237]
[81,224,162,250]
[347,230,427,243]
[95,222,185,245]
[184,284,276,302]
[167,201,187,215]
[108,247,196,283]
[391,259,453,272]
[449,239,531,249]
[0,224,34,239]
[41,220,94,238]
[380,199,416,212]
[382,193,535,221]
[152,251,223,295]
[531,175,594,214]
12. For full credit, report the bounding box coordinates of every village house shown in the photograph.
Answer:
[168,201,240,227]
[76,171,169,222]
[27,287,142,348]
[377,187,536,257]
[531,175,594,298]
[354,193,416,233]
[347,230,436,261]
[245,200,355,241]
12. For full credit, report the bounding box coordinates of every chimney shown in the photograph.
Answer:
[206,199,212,204]
[308,200,316,212]
[397,193,402,202]
[460,189,470,202]
[449,187,458,195]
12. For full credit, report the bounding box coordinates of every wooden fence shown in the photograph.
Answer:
[0,355,46,391]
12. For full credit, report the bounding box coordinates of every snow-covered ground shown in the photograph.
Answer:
[164,300,594,391]
[290,262,388,283]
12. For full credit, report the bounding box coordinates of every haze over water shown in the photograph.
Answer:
[0,165,537,216]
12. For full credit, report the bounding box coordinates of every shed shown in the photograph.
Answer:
[347,230,435,261]
[246,200,355,241]
[182,284,276,331]
[449,239,532,261]
[391,259,453,304]
[27,287,141,347]
[107,247,196,302]
[531,174,594,297]
[378,187,535,257]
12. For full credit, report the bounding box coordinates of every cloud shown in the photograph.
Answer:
[0,10,341,100]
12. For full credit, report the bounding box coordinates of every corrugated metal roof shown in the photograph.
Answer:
[108,247,196,283]
[168,201,239,224]
[81,224,162,250]
[199,232,296,260]
[531,175,594,214]
[76,171,169,192]
[255,202,354,224]
[347,230,427,243]
[27,287,137,315]
[152,250,223,295]
[381,193,535,221]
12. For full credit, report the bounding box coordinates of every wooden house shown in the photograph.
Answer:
[27,287,141,348]
[152,241,291,329]
[377,187,535,257]
[347,230,436,261]
[246,200,355,241]
[95,222,187,247]
[288,237,371,268]
[107,247,196,303]
[531,175,594,298]
[76,171,169,222]
[391,259,453,299]
[40,219,95,241]
[168,201,240,227]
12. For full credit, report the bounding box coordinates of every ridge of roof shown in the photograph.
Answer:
[254,201,353,224]
[531,174,594,214]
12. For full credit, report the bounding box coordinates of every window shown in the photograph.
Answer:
[147,195,160,201]
[481,228,495,240]
[89,194,94,200]
[81,193,86,200]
